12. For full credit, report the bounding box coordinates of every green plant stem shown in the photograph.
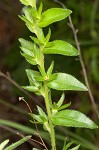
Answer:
[36,26,56,150]
[44,82,56,150]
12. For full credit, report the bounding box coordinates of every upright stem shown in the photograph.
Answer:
[36,33,56,149]
[44,82,56,150]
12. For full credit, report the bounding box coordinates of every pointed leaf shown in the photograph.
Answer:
[20,0,36,8]
[52,109,98,129]
[20,46,34,56]
[31,114,43,123]
[70,145,80,150]
[5,136,31,150]
[47,61,54,76]
[39,8,72,27]
[30,36,40,45]
[44,28,51,45]
[59,102,71,111]
[44,40,79,56]
[57,93,65,108]
[47,73,88,91]
[26,69,41,87]
[37,106,47,119]
[23,7,34,23]
[22,86,38,92]
[0,140,9,150]
[37,3,43,18]
[19,38,34,52]
[21,52,37,65]
[63,139,74,150]
[20,0,30,6]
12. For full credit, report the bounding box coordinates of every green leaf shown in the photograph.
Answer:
[20,46,34,56]
[23,7,34,23]
[30,36,40,45]
[39,8,72,27]
[47,61,54,76]
[22,86,38,92]
[44,40,79,56]
[70,145,80,150]
[0,140,9,150]
[5,136,31,150]
[37,106,47,119]
[26,69,41,87]
[20,0,36,8]
[37,3,43,18]
[19,38,35,53]
[47,73,88,91]
[52,109,98,129]
[57,93,65,108]
[21,52,37,65]
[31,114,43,123]
[59,102,71,111]
[20,0,30,6]
[63,139,74,150]
[44,28,51,45]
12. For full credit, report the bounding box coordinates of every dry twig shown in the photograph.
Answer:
[53,0,99,117]
[0,71,43,108]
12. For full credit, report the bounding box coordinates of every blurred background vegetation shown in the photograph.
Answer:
[0,0,99,149]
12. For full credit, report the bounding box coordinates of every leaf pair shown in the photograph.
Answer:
[20,3,72,33]
[19,38,41,65]
[63,139,80,150]
[52,93,71,115]
[22,69,43,95]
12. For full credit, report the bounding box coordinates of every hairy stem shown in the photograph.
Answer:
[36,30,56,149]
[44,83,56,150]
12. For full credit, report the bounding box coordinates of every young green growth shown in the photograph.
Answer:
[19,0,98,149]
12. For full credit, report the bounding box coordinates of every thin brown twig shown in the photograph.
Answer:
[0,71,43,107]
[52,0,99,117]
[19,97,48,150]
[0,71,48,148]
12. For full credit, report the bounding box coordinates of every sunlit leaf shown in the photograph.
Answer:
[26,69,41,87]
[20,0,36,8]
[70,145,80,150]
[39,8,72,27]
[47,61,54,76]
[19,38,35,52]
[44,40,79,56]
[47,73,88,91]
[22,86,38,92]
[0,140,9,150]
[37,106,47,118]
[57,93,65,108]
[5,136,31,150]
[52,109,98,129]
[58,102,71,111]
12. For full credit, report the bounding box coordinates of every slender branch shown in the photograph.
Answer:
[52,0,99,117]
[19,97,48,150]
[0,72,48,149]
[0,71,43,108]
